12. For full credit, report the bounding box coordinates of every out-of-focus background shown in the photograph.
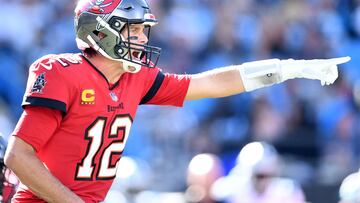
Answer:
[1,0,360,203]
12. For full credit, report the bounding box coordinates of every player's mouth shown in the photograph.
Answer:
[131,50,142,60]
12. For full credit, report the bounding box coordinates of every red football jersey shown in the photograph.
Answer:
[12,53,191,202]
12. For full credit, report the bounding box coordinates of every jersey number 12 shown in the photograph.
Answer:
[75,115,132,180]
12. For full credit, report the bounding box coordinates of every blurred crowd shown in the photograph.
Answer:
[1,0,360,202]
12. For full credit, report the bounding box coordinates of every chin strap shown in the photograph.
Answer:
[121,57,142,73]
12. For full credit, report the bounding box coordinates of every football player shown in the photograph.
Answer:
[211,142,306,203]
[4,0,350,202]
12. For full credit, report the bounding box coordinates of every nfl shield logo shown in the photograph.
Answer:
[109,92,118,102]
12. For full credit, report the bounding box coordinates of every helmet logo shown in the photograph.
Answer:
[76,0,121,15]
[89,0,113,13]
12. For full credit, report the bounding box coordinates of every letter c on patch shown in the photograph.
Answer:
[82,89,95,102]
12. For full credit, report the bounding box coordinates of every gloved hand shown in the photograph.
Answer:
[239,56,351,92]
[280,56,351,86]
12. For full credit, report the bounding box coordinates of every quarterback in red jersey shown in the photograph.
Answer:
[11,52,189,202]
[4,0,350,202]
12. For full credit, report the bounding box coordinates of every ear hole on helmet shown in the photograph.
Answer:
[93,31,107,39]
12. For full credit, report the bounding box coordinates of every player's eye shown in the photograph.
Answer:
[128,36,138,40]
[130,28,140,34]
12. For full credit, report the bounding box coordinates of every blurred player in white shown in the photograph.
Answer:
[211,142,306,203]
[338,168,360,203]
[186,153,224,203]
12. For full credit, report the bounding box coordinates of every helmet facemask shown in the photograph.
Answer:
[109,17,161,71]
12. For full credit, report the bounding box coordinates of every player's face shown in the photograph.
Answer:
[122,24,148,46]
[121,24,149,60]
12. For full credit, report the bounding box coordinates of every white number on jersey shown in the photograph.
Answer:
[75,115,132,180]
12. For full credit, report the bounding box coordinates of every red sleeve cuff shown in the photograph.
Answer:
[12,106,62,152]
[12,133,40,152]
[145,74,191,107]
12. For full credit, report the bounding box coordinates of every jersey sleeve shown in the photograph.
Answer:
[140,67,191,107]
[22,55,73,113]
[12,106,62,152]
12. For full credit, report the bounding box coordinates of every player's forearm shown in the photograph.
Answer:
[238,57,350,91]
[186,66,245,100]
[186,57,350,100]
[5,137,84,203]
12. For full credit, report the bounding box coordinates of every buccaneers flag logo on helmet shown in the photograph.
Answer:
[76,0,121,15]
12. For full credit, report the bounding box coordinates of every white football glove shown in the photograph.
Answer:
[239,56,351,92]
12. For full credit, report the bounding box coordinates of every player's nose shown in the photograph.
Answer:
[138,32,148,45]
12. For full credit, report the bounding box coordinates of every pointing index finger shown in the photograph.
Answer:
[326,56,351,65]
